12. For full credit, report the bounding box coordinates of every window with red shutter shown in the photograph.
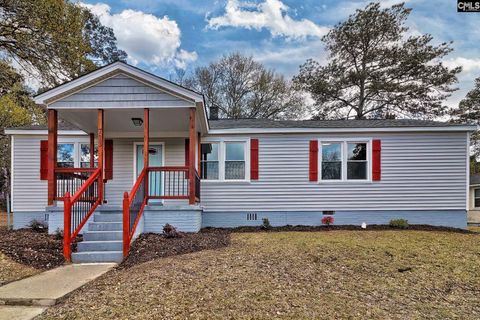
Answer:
[250,139,259,180]
[309,140,318,181]
[185,138,190,166]
[40,140,48,180]
[372,139,381,181]
[104,139,113,180]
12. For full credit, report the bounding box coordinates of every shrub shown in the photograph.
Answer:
[261,218,272,230]
[54,228,64,240]
[389,218,409,229]
[163,223,183,238]
[28,219,48,233]
[321,216,334,226]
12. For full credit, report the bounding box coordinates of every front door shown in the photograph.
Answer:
[136,144,163,200]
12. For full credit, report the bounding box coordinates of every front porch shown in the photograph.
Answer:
[34,62,208,262]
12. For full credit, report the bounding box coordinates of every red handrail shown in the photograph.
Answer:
[63,168,102,261]
[122,166,200,257]
[123,168,148,256]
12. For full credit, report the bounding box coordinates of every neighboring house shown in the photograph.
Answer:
[468,174,480,224]
[4,62,477,263]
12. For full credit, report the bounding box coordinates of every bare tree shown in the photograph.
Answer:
[188,53,306,119]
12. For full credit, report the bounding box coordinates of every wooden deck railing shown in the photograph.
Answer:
[63,168,102,261]
[122,166,200,257]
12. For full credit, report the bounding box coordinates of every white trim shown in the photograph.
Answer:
[4,130,87,136]
[208,125,478,135]
[34,62,203,104]
[200,137,250,183]
[466,132,470,211]
[10,135,14,212]
[318,139,372,183]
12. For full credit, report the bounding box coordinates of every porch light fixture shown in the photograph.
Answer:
[131,118,143,127]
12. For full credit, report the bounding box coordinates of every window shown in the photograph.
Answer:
[200,140,249,181]
[475,189,480,208]
[80,144,98,168]
[201,143,219,180]
[347,143,367,180]
[57,144,74,168]
[320,141,369,181]
[321,143,342,180]
[225,142,245,180]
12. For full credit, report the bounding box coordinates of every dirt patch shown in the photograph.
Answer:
[0,228,64,270]
[205,224,474,234]
[121,230,230,268]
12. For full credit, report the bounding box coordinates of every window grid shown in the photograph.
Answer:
[320,140,370,182]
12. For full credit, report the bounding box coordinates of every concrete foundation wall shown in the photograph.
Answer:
[202,210,467,229]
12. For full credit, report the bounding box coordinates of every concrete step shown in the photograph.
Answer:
[83,230,122,241]
[94,213,122,222]
[88,222,122,231]
[71,251,123,263]
[77,240,123,252]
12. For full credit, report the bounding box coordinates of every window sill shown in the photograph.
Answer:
[201,180,251,185]
[318,180,372,184]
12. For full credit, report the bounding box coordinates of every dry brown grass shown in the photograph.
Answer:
[0,251,39,286]
[40,230,480,320]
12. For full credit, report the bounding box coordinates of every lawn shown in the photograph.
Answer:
[39,230,480,319]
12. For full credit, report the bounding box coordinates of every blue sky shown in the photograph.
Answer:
[81,0,480,108]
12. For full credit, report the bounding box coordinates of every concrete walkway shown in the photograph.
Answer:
[0,263,115,320]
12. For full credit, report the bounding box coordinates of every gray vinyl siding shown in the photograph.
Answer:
[200,132,468,212]
[50,74,188,109]
[105,138,186,207]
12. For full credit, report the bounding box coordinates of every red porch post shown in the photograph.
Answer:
[89,133,95,168]
[144,108,149,198]
[47,109,57,205]
[98,109,104,203]
[189,107,196,205]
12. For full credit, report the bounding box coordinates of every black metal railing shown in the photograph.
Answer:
[195,170,200,200]
[63,168,102,261]
[55,168,96,200]
[148,166,189,199]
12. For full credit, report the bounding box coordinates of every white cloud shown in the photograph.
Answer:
[207,0,329,39]
[444,57,480,73]
[81,2,197,69]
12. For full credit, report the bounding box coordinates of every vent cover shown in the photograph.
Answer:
[323,210,335,215]
[246,213,258,221]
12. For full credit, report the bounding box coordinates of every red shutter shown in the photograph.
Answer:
[250,139,259,180]
[372,139,381,181]
[309,140,318,181]
[40,140,48,180]
[104,139,113,180]
[185,139,190,166]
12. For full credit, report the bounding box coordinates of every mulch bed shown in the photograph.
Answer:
[0,228,64,270]
[120,230,231,268]
[206,224,475,234]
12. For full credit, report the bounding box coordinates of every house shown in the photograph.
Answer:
[468,173,480,225]
[5,62,477,263]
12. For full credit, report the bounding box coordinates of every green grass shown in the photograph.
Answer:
[40,230,480,319]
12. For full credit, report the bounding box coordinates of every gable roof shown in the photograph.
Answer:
[34,61,204,106]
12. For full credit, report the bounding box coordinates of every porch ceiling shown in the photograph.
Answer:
[59,108,201,137]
